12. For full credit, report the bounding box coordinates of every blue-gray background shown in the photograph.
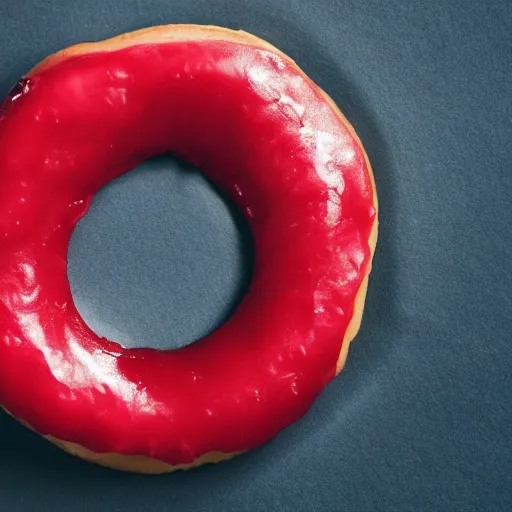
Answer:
[0,1,511,511]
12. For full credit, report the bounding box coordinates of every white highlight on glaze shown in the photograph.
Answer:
[326,189,341,227]
[11,260,160,414]
[19,262,35,285]
[299,121,358,228]
[247,63,278,101]
[107,69,130,81]
[66,327,159,414]
[17,311,74,384]
[303,128,348,194]
[247,61,306,124]
[105,87,128,107]
[6,261,42,307]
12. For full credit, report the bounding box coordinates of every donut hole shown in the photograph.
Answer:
[67,154,254,350]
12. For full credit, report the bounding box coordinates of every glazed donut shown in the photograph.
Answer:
[0,25,378,473]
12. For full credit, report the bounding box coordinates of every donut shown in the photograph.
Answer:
[0,25,378,473]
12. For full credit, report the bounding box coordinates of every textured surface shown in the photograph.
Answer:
[0,36,375,463]
[0,0,511,510]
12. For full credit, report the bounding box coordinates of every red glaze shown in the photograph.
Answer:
[0,40,375,464]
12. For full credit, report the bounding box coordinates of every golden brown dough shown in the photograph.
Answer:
[9,24,378,473]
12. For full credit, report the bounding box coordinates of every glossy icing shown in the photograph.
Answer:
[0,41,375,464]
